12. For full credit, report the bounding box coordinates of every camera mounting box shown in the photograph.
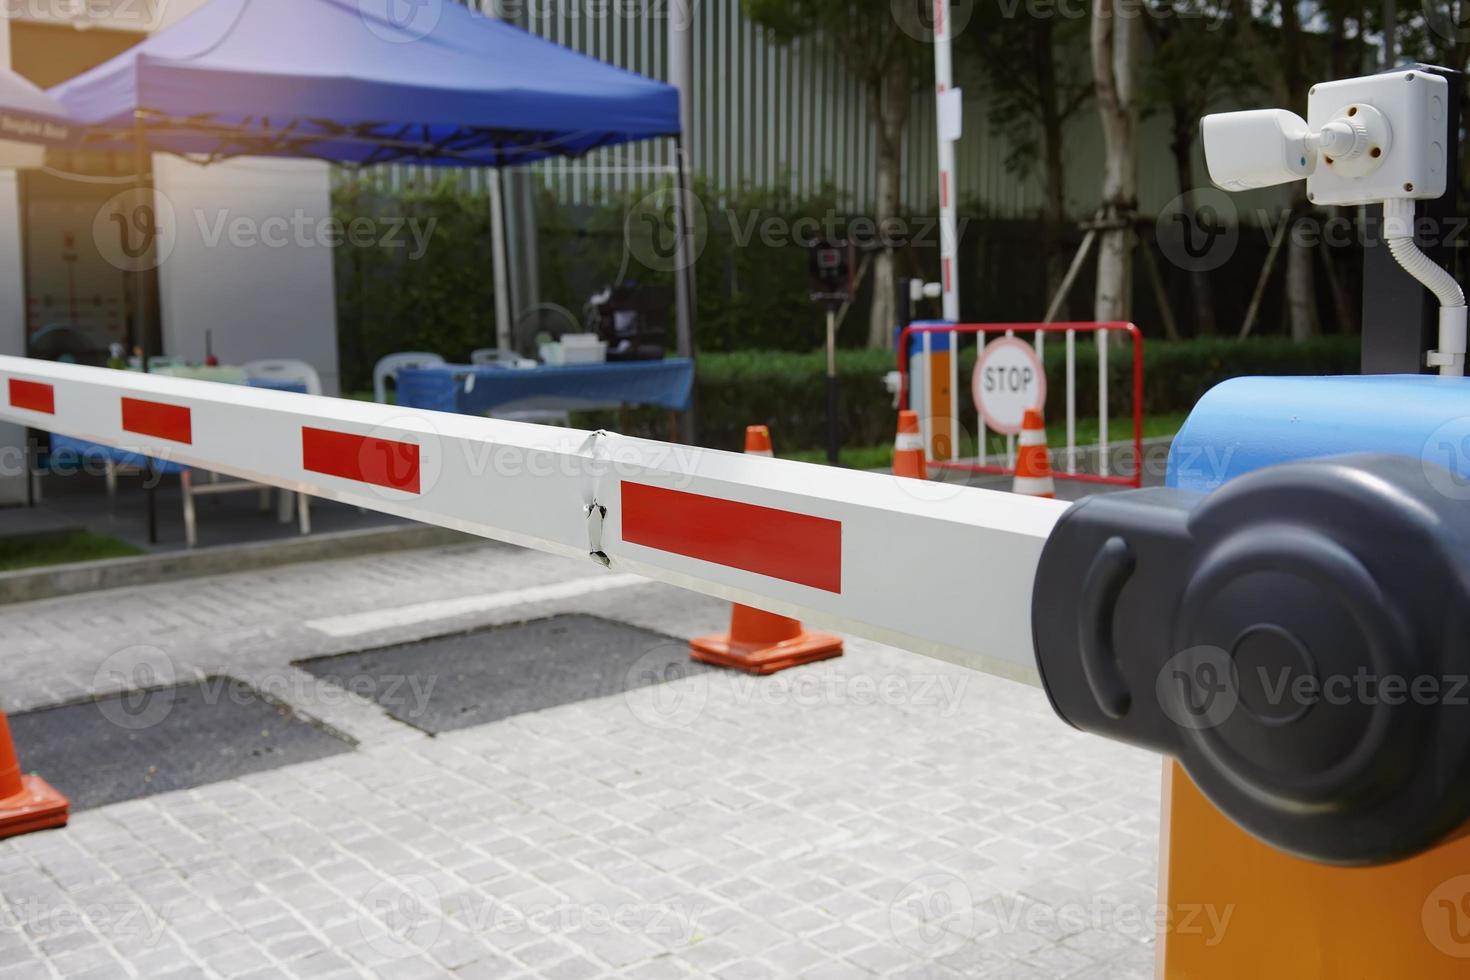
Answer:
[1306,69,1448,206]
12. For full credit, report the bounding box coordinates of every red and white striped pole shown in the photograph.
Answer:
[933,0,960,325]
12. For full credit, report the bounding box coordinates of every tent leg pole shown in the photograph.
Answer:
[489,168,513,354]
[672,135,696,444]
[131,111,155,369]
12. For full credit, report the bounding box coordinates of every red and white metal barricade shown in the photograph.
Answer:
[0,355,1066,686]
[896,321,1145,489]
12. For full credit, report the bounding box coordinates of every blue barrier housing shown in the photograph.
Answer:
[1167,374,1470,491]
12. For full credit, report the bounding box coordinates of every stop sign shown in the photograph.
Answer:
[972,337,1046,436]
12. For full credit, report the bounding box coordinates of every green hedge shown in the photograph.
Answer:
[586,336,1363,453]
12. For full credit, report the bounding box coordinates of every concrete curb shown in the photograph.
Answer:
[0,524,474,607]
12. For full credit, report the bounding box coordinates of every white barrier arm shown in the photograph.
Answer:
[0,357,1067,684]
[17,357,1470,867]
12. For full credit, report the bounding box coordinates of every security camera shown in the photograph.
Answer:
[1202,109,1316,191]
[1201,69,1443,206]
[1199,68,1464,376]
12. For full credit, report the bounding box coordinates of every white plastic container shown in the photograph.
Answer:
[540,334,608,366]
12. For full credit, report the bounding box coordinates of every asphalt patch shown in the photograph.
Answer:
[296,613,705,734]
[7,678,354,810]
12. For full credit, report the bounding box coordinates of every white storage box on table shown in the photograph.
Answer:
[539,334,607,366]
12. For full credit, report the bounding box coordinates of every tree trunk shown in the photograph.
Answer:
[1037,22,1071,319]
[868,60,910,350]
[1171,106,1215,337]
[1091,0,1138,323]
[1286,196,1320,341]
[1275,0,1319,342]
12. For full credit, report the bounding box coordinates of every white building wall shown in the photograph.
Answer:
[154,156,341,394]
[0,22,28,505]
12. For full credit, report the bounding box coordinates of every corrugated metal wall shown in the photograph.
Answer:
[345,0,1189,220]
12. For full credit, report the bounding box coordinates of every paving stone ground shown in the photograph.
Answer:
[0,540,1162,979]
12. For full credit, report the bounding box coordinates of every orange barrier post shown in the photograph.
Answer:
[0,710,68,839]
[1159,762,1470,976]
[689,426,845,675]
[893,410,927,480]
[1012,409,1056,498]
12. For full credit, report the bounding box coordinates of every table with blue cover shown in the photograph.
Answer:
[42,375,309,544]
[394,360,695,424]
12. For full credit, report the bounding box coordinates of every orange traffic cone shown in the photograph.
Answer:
[1013,409,1056,499]
[893,410,927,479]
[744,424,773,457]
[0,710,68,839]
[689,426,844,675]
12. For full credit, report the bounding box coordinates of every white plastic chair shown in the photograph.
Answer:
[242,358,323,395]
[373,351,444,403]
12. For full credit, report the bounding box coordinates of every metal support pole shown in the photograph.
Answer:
[488,169,513,354]
[826,308,839,465]
[671,136,697,444]
[133,110,159,545]
[669,0,697,445]
[933,0,960,323]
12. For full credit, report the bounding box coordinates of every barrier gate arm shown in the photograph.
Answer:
[8,356,1470,870]
[0,357,1062,685]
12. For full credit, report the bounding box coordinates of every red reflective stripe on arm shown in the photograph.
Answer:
[620,482,842,593]
[302,426,420,493]
[8,379,54,414]
[121,397,192,443]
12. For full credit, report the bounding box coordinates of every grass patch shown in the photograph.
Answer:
[780,412,1191,470]
[0,531,144,572]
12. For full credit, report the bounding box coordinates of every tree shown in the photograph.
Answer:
[961,2,1093,316]
[1140,3,1253,336]
[1091,0,1140,322]
[1227,0,1323,340]
[746,0,923,348]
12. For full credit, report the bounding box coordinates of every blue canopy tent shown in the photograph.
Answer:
[0,67,76,147]
[49,0,680,166]
[45,0,695,382]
